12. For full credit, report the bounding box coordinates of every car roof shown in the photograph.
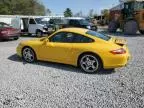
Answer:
[58,28,89,35]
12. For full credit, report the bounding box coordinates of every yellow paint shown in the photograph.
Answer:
[17,28,130,69]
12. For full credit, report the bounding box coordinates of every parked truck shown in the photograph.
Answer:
[108,0,144,35]
[21,16,56,36]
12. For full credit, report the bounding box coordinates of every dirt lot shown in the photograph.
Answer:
[0,32,144,108]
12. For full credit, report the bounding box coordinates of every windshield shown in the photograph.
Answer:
[35,18,49,24]
[86,30,111,41]
[0,22,10,28]
[79,19,90,25]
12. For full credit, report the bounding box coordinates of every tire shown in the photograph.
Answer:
[108,21,118,33]
[22,47,36,63]
[91,26,97,31]
[36,30,43,37]
[139,30,144,34]
[14,37,19,40]
[28,33,32,36]
[124,20,138,35]
[78,54,102,73]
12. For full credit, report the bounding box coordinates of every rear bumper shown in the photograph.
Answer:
[0,34,20,39]
[103,46,131,69]
[104,55,130,69]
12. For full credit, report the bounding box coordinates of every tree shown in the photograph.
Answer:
[101,9,109,19]
[0,0,46,15]
[101,9,110,24]
[64,8,73,17]
[88,9,94,17]
[46,8,51,16]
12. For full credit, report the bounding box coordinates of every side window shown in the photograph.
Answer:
[49,32,73,43]
[29,18,36,24]
[69,20,79,26]
[69,20,75,25]
[72,34,94,43]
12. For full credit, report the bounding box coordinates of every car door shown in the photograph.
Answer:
[70,33,95,65]
[39,32,74,64]
[28,18,37,34]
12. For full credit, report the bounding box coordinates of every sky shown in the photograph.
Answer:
[42,0,119,15]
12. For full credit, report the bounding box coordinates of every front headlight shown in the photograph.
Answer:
[87,26,91,29]
[43,25,47,29]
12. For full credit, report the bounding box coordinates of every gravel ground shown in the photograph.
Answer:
[0,32,144,108]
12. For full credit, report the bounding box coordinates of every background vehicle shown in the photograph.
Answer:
[0,22,20,40]
[17,28,130,73]
[108,0,144,35]
[0,15,64,36]
[49,17,97,31]
[49,18,67,30]
[21,17,56,36]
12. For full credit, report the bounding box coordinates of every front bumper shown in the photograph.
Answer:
[16,45,23,57]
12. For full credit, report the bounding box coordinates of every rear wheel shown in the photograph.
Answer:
[139,30,144,34]
[124,20,138,35]
[22,47,36,63]
[14,37,19,40]
[78,54,102,73]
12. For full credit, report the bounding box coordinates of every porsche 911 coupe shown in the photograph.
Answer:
[17,28,130,73]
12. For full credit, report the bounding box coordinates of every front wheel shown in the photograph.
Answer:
[139,30,144,34]
[36,30,43,37]
[79,54,102,73]
[22,47,36,63]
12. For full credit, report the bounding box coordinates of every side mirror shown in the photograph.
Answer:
[43,38,49,44]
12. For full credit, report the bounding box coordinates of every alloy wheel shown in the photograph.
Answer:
[22,47,35,63]
[80,55,99,73]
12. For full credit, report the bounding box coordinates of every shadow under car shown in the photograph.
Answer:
[8,54,116,75]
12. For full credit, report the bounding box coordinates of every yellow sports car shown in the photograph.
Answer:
[17,28,130,73]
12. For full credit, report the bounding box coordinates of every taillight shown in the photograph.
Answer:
[110,48,126,54]
[1,31,8,34]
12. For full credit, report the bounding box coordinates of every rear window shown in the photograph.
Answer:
[86,30,111,41]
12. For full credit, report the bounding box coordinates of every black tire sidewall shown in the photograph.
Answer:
[139,30,144,34]
[14,37,19,40]
[36,30,43,37]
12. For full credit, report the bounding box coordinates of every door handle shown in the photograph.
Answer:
[46,43,54,47]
